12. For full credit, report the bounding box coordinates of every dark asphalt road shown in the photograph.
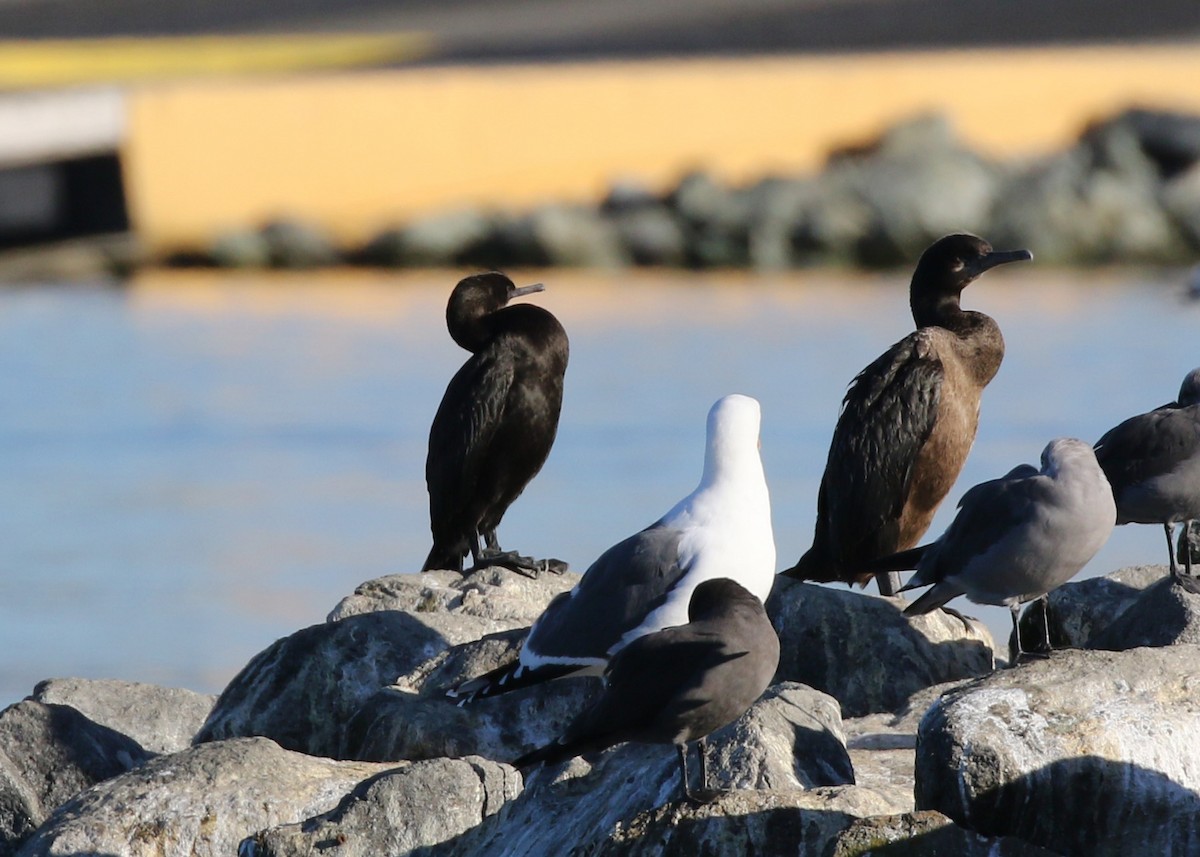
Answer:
[0,0,1196,63]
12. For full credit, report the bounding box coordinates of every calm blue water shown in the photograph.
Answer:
[1,268,1197,708]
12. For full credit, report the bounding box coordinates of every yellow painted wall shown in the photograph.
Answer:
[124,45,1200,252]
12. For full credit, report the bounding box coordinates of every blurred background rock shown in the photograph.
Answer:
[2,0,1200,278]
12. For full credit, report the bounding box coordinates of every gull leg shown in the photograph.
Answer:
[1171,520,1200,594]
[1008,604,1023,666]
[678,744,693,802]
[1165,522,1180,580]
[1039,594,1052,652]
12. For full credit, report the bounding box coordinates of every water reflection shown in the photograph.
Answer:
[0,269,1195,705]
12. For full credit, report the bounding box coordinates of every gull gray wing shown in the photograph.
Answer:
[523,523,687,664]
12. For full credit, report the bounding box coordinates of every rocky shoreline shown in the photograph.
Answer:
[191,107,1200,273]
[5,107,1200,284]
[2,563,1199,856]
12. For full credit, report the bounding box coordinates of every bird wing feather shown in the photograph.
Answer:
[822,331,943,561]
[1095,405,1200,492]
[426,349,516,541]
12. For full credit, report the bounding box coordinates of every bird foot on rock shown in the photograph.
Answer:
[1171,570,1200,595]
[1007,650,1052,668]
[468,551,569,578]
[684,787,726,806]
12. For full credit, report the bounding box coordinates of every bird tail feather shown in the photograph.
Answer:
[781,548,838,581]
[422,543,465,573]
[865,545,930,575]
[444,659,582,705]
[902,584,957,616]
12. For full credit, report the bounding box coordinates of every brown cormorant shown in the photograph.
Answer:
[783,233,1031,595]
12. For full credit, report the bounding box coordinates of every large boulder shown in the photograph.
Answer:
[1019,564,1164,650]
[1088,573,1200,649]
[466,743,880,857]
[1020,565,1200,652]
[327,567,578,628]
[523,204,629,268]
[16,738,392,857]
[31,678,215,755]
[666,170,753,268]
[242,756,521,857]
[915,645,1200,856]
[0,701,151,857]
[842,678,976,815]
[989,120,1189,265]
[824,114,1002,267]
[362,209,495,267]
[198,568,578,758]
[340,678,600,763]
[194,612,453,757]
[768,577,996,717]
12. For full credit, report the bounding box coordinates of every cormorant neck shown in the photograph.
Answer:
[911,289,966,330]
[448,313,494,352]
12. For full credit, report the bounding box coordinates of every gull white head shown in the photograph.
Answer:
[701,393,764,487]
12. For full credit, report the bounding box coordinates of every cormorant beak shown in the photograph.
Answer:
[509,282,546,299]
[971,248,1033,276]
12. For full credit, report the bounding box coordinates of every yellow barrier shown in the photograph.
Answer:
[123,45,1200,252]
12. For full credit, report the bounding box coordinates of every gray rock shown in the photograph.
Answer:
[831,811,1060,856]
[209,229,270,268]
[1088,572,1200,649]
[842,679,976,815]
[600,178,661,214]
[1180,520,1200,566]
[242,756,520,857]
[831,114,1001,267]
[340,678,601,763]
[744,176,813,270]
[17,737,392,857]
[1163,162,1200,250]
[1019,564,1166,650]
[0,701,151,857]
[195,612,454,758]
[1019,565,1200,652]
[31,678,215,755]
[460,698,877,857]
[590,787,901,857]
[608,204,687,266]
[791,176,874,266]
[524,204,629,268]
[1087,107,1200,178]
[990,122,1190,265]
[260,219,340,269]
[1022,561,1161,648]
[329,568,579,626]
[668,171,752,268]
[393,626,528,696]
[380,209,496,267]
[915,645,1200,856]
[768,577,996,717]
[696,682,854,792]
